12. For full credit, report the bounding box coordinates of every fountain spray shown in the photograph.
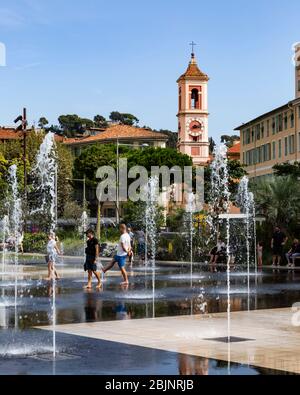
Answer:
[186,192,196,314]
[145,176,159,319]
[1,216,9,276]
[208,143,231,373]
[237,176,256,310]
[8,165,23,329]
[33,132,58,358]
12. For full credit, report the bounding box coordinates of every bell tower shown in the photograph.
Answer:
[177,48,210,165]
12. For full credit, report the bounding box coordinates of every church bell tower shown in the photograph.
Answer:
[177,47,210,165]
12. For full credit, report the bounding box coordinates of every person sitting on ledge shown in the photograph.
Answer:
[290,241,300,269]
[286,239,299,268]
[209,240,226,272]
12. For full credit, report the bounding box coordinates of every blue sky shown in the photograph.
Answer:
[0,0,299,141]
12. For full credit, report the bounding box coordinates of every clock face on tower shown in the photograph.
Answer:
[187,120,203,137]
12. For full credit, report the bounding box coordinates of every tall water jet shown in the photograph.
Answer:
[237,176,255,310]
[8,165,23,328]
[33,132,57,359]
[79,210,88,256]
[185,192,196,315]
[32,132,57,231]
[8,165,23,263]
[145,176,159,318]
[1,216,9,275]
[185,192,196,286]
[208,143,231,373]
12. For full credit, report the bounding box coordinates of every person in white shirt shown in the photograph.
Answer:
[103,224,131,285]
[45,232,61,281]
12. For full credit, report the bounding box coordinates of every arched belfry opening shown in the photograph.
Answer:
[191,88,199,109]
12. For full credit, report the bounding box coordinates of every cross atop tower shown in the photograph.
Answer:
[189,41,197,55]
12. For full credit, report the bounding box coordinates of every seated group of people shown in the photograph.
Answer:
[271,226,300,268]
[208,240,230,272]
[0,233,24,253]
[285,239,300,268]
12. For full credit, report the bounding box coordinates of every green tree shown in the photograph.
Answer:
[125,147,192,171]
[209,137,216,154]
[221,134,240,148]
[58,114,94,137]
[73,144,126,182]
[254,176,300,231]
[0,131,73,222]
[273,161,300,178]
[63,200,88,220]
[166,208,186,232]
[122,200,165,231]
[109,111,139,126]
[38,117,49,129]
[56,142,74,216]
[159,130,178,149]
[94,115,108,128]
[0,153,9,214]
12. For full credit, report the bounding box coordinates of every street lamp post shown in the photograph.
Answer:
[14,108,28,230]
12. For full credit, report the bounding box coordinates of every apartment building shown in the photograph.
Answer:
[235,44,300,178]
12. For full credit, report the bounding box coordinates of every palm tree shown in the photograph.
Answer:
[254,176,300,229]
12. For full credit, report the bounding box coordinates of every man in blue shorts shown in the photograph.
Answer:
[103,224,131,285]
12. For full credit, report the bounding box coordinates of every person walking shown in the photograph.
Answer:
[257,242,263,267]
[103,224,131,285]
[84,229,102,290]
[45,232,61,281]
[271,226,287,267]
[127,226,135,266]
[135,229,146,263]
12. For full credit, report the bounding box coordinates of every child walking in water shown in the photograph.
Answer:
[45,232,61,280]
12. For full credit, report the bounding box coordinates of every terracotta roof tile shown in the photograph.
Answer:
[0,128,21,140]
[177,56,209,82]
[64,124,169,146]
[228,142,241,154]
[0,128,72,144]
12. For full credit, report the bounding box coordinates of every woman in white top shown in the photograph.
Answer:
[45,232,61,281]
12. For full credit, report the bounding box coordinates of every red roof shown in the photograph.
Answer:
[0,128,22,140]
[0,128,71,143]
[228,142,240,154]
[64,124,169,146]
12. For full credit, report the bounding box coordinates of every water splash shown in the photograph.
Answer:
[185,192,196,314]
[32,132,57,231]
[8,165,23,329]
[8,165,23,258]
[1,216,9,275]
[237,176,256,310]
[33,132,57,359]
[208,143,231,373]
[79,210,89,258]
[207,143,231,242]
[145,176,159,318]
